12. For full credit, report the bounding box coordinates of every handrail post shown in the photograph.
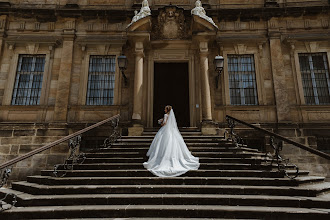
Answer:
[0,167,12,188]
[224,116,244,148]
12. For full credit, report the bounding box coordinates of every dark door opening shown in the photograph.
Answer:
[153,62,190,127]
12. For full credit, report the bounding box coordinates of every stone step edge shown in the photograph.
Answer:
[26,175,324,183]
[41,169,309,174]
[25,175,325,187]
[11,181,330,192]
[2,204,330,217]
[1,188,330,207]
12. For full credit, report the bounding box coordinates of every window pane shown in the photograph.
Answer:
[11,55,45,105]
[86,55,116,105]
[299,53,330,105]
[228,54,258,105]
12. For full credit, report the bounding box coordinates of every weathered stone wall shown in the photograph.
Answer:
[282,142,330,181]
[0,124,70,183]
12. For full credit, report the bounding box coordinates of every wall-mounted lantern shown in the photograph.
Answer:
[117,54,128,86]
[214,55,224,89]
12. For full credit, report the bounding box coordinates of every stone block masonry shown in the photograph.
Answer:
[0,123,71,184]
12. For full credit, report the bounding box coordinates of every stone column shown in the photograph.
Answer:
[128,41,144,136]
[132,41,144,121]
[199,41,217,135]
[269,36,291,122]
[54,22,75,121]
[199,41,212,121]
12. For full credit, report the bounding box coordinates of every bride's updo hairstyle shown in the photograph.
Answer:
[165,105,172,113]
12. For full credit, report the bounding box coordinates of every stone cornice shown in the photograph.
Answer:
[5,35,62,46]
[0,5,328,22]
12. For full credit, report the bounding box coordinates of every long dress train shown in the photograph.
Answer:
[143,109,200,177]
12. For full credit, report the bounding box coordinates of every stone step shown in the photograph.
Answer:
[94,147,259,153]
[111,142,240,147]
[40,169,308,178]
[11,181,330,197]
[84,152,264,158]
[54,163,273,171]
[24,218,247,220]
[26,175,325,187]
[81,157,270,164]
[143,127,200,131]
[116,138,227,143]
[143,132,203,136]
[26,219,251,220]
[121,135,224,139]
[1,188,329,209]
[2,204,330,219]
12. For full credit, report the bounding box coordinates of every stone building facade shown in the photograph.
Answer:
[0,0,330,180]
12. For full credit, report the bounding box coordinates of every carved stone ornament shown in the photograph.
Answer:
[152,6,189,40]
[191,0,218,28]
[127,0,151,28]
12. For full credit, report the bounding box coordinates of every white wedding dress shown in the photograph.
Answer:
[143,109,200,177]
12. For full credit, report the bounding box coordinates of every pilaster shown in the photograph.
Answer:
[53,20,76,122]
[269,35,291,122]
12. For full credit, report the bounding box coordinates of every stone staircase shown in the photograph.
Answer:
[1,128,330,219]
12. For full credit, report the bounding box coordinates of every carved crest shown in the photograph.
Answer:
[152,6,189,40]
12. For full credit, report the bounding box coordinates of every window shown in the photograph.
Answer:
[86,55,116,105]
[11,55,46,105]
[228,54,258,105]
[298,53,330,105]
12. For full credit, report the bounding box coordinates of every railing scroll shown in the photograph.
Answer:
[0,114,121,210]
[225,115,330,179]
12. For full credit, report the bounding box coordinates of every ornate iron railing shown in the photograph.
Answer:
[0,114,121,210]
[225,115,330,179]
[53,115,121,178]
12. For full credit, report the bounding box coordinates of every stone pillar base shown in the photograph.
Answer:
[201,121,219,136]
[128,124,144,136]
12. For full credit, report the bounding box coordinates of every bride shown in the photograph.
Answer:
[143,105,200,177]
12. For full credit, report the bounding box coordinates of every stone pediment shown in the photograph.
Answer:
[127,16,152,32]
[128,1,217,40]
[192,14,218,32]
[151,5,191,40]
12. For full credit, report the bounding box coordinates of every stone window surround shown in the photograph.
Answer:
[222,46,264,107]
[78,49,121,106]
[293,46,330,106]
[227,54,258,106]
[2,45,52,107]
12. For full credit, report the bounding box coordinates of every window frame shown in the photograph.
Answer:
[86,55,117,106]
[3,50,51,106]
[297,52,330,105]
[222,50,263,106]
[79,51,121,106]
[294,49,330,106]
[227,54,259,106]
[11,54,47,106]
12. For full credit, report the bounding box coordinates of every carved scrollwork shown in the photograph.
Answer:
[152,6,190,40]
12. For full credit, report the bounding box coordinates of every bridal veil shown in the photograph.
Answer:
[143,109,200,177]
